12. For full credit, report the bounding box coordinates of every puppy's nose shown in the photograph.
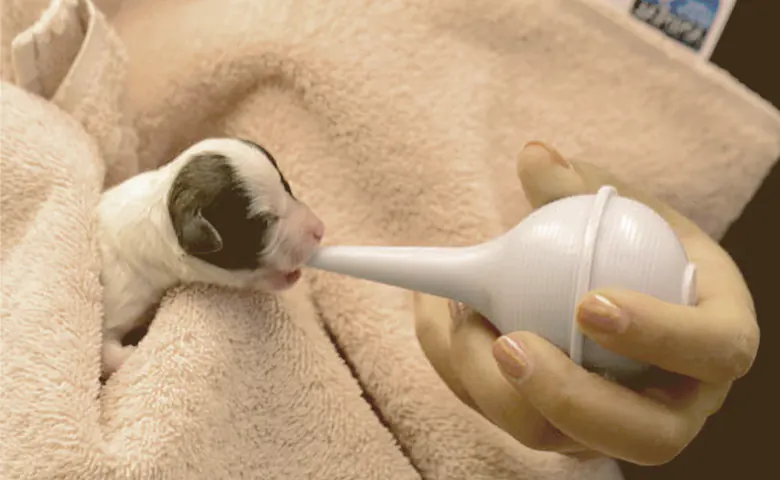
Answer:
[310,218,325,242]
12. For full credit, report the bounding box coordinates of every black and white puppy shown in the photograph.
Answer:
[98,138,324,376]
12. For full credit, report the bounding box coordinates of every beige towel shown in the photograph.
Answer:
[2,0,778,479]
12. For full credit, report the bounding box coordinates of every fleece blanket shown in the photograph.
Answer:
[1,0,779,479]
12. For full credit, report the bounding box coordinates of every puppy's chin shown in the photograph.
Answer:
[261,268,303,291]
[257,237,322,292]
[251,211,324,292]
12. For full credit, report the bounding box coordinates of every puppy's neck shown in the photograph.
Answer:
[98,159,191,288]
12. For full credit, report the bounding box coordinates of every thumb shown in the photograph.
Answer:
[516,141,643,208]
[516,142,591,209]
[516,141,702,236]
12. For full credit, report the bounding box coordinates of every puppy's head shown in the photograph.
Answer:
[167,138,324,290]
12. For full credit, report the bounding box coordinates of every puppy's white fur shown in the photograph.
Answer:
[98,138,323,377]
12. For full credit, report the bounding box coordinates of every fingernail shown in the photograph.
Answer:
[577,294,629,334]
[449,301,469,328]
[494,336,532,381]
[522,141,572,169]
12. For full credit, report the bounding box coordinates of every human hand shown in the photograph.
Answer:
[414,141,759,465]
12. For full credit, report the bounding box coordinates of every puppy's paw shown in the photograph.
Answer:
[102,341,137,377]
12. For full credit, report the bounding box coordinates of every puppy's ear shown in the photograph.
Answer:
[180,210,223,254]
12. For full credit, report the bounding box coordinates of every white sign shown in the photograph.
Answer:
[596,0,737,61]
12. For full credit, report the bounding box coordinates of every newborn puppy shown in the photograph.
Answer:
[98,138,324,377]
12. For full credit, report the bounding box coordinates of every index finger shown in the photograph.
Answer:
[515,142,755,313]
[449,301,586,453]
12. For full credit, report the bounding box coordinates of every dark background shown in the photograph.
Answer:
[621,1,779,479]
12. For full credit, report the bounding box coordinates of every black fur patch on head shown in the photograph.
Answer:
[168,152,275,270]
[238,138,295,198]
